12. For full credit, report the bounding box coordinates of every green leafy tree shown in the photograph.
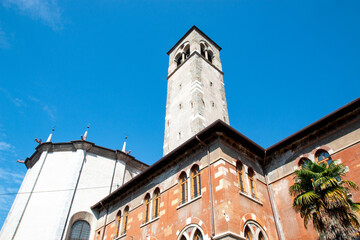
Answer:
[289,160,360,240]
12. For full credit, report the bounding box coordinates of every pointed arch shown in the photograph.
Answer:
[144,193,151,223]
[153,188,161,219]
[122,206,129,235]
[191,165,201,199]
[179,171,188,205]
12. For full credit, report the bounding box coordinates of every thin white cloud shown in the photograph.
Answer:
[43,105,55,121]
[0,88,25,108]
[28,96,57,121]
[0,142,13,151]
[2,0,63,30]
[0,168,24,185]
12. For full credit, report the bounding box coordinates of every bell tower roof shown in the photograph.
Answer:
[167,25,222,55]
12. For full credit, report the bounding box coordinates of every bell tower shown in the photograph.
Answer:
[163,26,229,155]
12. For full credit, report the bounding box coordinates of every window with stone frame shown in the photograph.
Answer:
[144,193,151,223]
[122,206,129,235]
[248,168,257,198]
[115,210,121,238]
[153,188,160,219]
[179,172,188,205]
[236,161,245,193]
[191,165,201,199]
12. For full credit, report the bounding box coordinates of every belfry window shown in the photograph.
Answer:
[248,168,257,198]
[184,45,190,59]
[207,50,213,63]
[191,165,201,198]
[316,150,332,166]
[153,188,160,218]
[175,53,183,66]
[144,193,151,223]
[69,220,90,240]
[200,43,206,57]
[179,172,188,205]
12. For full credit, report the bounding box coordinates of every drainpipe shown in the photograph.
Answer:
[264,151,283,240]
[100,201,108,240]
[196,136,215,239]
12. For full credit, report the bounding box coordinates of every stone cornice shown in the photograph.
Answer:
[24,141,148,170]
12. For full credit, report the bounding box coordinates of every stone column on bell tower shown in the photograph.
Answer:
[163,26,229,156]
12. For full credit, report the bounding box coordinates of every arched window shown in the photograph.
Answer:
[122,206,129,235]
[248,168,256,198]
[144,193,151,223]
[244,220,268,240]
[179,172,188,205]
[200,43,206,58]
[207,50,213,63]
[153,188,160,219]
[191,165,201,198]
[244,226,252,240]
[194,229,203,240]
[69,220,90,240]
[115,210,121,237]
[298,157,310,169]
[184,45,190,59]
[259,232,265,240]
[316,150,332,166]
[236,161,245,192]
[175,53,183,66]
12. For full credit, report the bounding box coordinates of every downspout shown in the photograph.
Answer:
[264,150,283,240]
[196,136,215,239]
[100,201,108,240]
[12,146,50,240]
[60,147,89,240]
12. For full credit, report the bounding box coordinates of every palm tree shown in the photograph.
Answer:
[289,160,360,240]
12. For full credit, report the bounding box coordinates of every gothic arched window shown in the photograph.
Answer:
[144,193,151,223]
[194,229,203,240]
[248,168,256,198]
[115,210,121,238]
[122,206,129,235]
[69,220,90,240]
[191,165,201,198]
[179,172,188,205]
[236,161,245,193]
[200,43,206,57]
[153,188,160,218]
[207,50,213,63]
[244,226,252,240]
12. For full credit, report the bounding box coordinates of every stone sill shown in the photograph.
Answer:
[176,195,202,210]
[114,233,126,240]
[239,191,263,206]
[140,217,160,228]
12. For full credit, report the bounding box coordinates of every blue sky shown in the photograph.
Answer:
[0,0,359,228]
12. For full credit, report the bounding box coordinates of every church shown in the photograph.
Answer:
[1,26,360,240]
